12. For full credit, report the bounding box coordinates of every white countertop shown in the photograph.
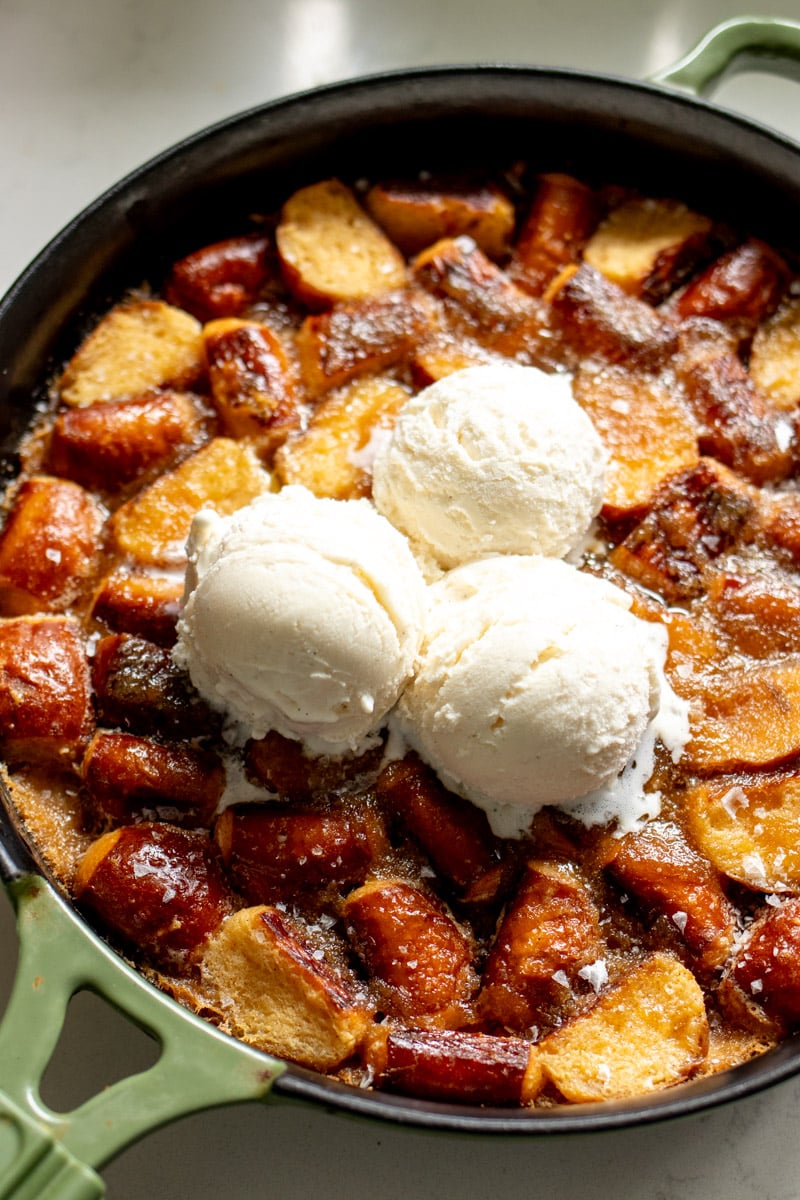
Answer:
[3,2,800,1197]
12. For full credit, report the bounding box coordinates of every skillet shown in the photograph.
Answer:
[4,16,800,1197]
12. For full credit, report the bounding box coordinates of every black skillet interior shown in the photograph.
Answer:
[3,63,800,1133]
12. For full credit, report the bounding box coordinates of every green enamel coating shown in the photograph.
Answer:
[652,16,800,97]
[0,876,285,1199]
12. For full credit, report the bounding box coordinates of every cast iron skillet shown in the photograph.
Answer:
[4,16,800,1198]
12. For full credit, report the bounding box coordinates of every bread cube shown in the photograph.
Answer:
[705,570,800,658]
[74,824,234,968]
[165,233,272,322]
[510,173,599,297]
[377,756,508,904]
[344,879,477,1023]
[203,318,300,460]
[683,771,800,892]
[0,476,106,614]
[0,615,92,763]
[410,334,501,386]
[48,390,209,492]
[749,295,800,409]
[672,239,789,327]
[604,819,735,969]
[412,236,558,368]
[244,729,385,801]
[91,632,221,739]
[610,458,757,602]
[90,572,183,647]
[365,178,515,260]
[573,365,699,519]
[730,899,800,1026]
[582,196,713,300]
[200,904,373,1070]
[81,730,225,826]
[276,179,407,308]
[59,300,203,407]
[110,437,270,565]
[375,1028,541,1106]
[684,656,800,773]
[215,799,387,904]
[274,374,408,499]
[548,262,676,371]
[478,860,602,1031]
[538,953,708,1101]
[295,288,439,397]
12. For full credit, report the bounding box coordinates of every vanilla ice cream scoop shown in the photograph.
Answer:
[174,486,427,755]
[372,364,606,570]
[396,555,687,837]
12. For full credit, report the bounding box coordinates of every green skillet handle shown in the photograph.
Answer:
[0,875,284,1200]
[651,15,800,97]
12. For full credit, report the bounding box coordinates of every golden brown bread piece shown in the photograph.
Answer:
[0,615,93,765]
[0,476,106,614]
[109,437,270,565]
[59,300,204,407]
[274,374,409,499]
[537,953,708,1102]
[365,178,515,260]
[200,905,373,1070]
[582,196,713,300]
[277,179,407,308]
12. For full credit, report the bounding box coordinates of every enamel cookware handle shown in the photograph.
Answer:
[0,875,283,1199]
[652,15,800,96]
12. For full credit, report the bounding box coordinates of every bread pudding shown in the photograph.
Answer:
[3,168,800,1109]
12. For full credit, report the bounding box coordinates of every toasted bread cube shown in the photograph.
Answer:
[684,656,800,773]
[604,819,735,969]
[478,861,602,1032]
[679,351,793,486]
[410,334,501,386]
[683,771,800,892]
[0,615,92,763]
[90,572,183,647]
[200,905,373,1070]
[59,300,203,407]
[365,178,515,260]
[344,879,477,1023]
[610,458,757,602]
[538,954,708,1101]
[574,366,699,519]
[165,233,272,322]
[705,570,800,658]
[244,729,385,801]
[274,374,408,499]
[276,179,407,309]
[412,236,558,368]
[81,730,225,826]
[548,262,676,370]
[0,476,106,614]
[48,390,209,492]
[295,289,438,397]
[75,824,234,968]
[510,173,599,297]
[582,197,713,300]
[377,756,507,904]
[91,632,221,740]
[731,899,800,1026]
[203,318,300,460]
[215,799,387,904]
[110,437,270,565]
[672,240,790,327]
[375,1028,541,1106]
[749,295,800,409]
